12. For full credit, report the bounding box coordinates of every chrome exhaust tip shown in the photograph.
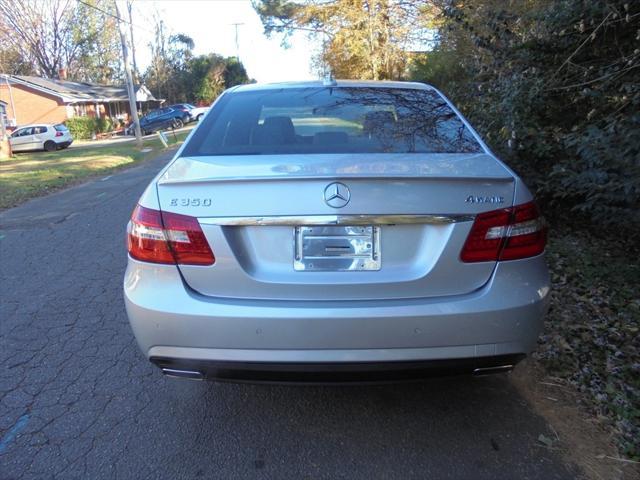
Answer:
[473,365,514,376]
[161,368,204,381]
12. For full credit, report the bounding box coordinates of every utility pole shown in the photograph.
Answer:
[0,106,10,159]
[114,0,142,146]
[0,74,12,158]
[126,0,138,82]
[231,22,244,61]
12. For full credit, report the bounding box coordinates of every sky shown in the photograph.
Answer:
[130,0,320,83]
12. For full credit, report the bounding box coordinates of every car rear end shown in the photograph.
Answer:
[171,104,195,122]
[53,124,73,148]
[124,81,549,383]
[192,106,210,121]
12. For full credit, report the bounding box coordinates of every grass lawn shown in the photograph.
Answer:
[0,130,190,210]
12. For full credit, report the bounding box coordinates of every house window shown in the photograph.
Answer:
[0,101,14,127]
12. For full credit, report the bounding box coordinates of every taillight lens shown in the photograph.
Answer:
[461,201,547,262]
[55,131,64,137]
[127,205,215,265]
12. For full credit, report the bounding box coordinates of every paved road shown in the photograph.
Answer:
[0,151,580,479]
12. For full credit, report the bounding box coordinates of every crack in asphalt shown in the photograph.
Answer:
[0,151,581,479]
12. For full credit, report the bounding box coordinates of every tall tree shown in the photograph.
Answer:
[144,15,194,101]
[194,55,227,104]
[0,0,79,78]
[186,54,250,104]
[223,57,249,90]
[0,0,121,82]
[145,51,249,105]
[70,0,122,83]
[0,46,35,75]
[254,0,425,80]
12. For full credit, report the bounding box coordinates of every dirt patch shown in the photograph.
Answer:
[511,360,640,480]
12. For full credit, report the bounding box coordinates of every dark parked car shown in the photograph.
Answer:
[138,107,186,135]
[168,104,197,123]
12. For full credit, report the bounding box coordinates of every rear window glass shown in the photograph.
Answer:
[54,124,68,131]
[183,87,482,156]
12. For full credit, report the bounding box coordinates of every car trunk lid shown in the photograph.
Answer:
[156,153,515,300]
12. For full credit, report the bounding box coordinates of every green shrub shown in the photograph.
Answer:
[65,117,116,139]
[65,117,96,140]
[411,0,640,240]
[95,116,113,134]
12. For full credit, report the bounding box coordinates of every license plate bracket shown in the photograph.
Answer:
[294,225,381,271]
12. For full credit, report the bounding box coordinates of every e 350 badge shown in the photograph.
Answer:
[170,198,212,207]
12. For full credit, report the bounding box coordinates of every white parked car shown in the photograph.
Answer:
[190,105,210,121]
[9,124,73,152]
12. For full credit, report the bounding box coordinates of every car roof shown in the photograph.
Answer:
[15,124,55,128]
[230,79,434,93]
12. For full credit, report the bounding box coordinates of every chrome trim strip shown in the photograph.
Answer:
[472,365,514,376]
[161,368,204,380]
[198,214,474,226]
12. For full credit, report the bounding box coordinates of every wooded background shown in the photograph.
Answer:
[256,0,640,238]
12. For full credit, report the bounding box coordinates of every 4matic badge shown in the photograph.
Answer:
[465,195,505,205]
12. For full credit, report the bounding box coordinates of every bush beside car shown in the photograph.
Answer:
[65,117,115,140]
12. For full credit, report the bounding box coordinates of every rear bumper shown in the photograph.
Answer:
[151,354,525,384]
[124,256,549,381]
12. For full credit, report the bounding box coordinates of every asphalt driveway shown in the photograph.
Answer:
[0,150,580,479]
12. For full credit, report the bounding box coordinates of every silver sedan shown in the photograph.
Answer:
[124,80,549,383]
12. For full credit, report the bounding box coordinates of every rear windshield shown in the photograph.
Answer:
[54,124,68,131]
[183,87,482,156]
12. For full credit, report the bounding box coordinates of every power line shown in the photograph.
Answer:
[76,0,154,34]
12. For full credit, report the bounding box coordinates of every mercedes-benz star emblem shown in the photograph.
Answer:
[324,182,350,208]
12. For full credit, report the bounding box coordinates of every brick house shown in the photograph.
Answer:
[0,74,162,130]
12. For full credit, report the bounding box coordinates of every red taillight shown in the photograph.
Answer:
[127,205,215,265]
[461,201,547,262]
[161,209,215,265]
[55,131,64,137]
